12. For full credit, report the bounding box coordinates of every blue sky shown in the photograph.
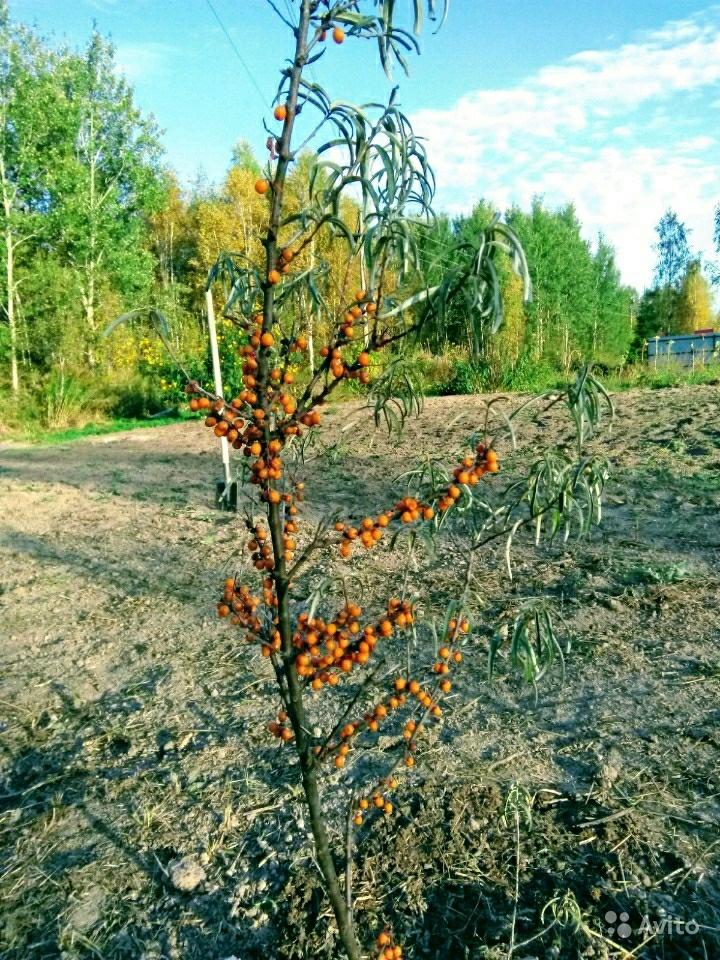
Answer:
[11,0,720,292]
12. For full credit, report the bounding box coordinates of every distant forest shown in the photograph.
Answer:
[2,9,719,425]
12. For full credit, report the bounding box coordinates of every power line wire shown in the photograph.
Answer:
[204,0,270,109]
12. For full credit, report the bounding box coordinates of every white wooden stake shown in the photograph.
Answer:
[206,289,232,493]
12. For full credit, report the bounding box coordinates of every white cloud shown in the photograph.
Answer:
[412,7,720,291]
[114,42,176,83]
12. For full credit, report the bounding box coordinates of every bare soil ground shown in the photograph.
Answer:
[1,385,719,960]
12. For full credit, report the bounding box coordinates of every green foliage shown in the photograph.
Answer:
[1,11,169,409]
[497,354,561,393]
[653,208,691,289]
[413,199,635,390]
[490,601,566,688]
[676,259,714,333]
[635,211,715,346]
[441,357,486,395]
[604,360,720,391]
[43,369,93,428]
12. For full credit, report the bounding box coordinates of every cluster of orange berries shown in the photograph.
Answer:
[335,513,388,558]
[327,663,451,775]
[187,319,323,504]
[327,682,412,770]
[247,488,302,572]
[293,598,414,692]
[335,495,434,559]
[339,290,377,338]
[333,447,500,564]
[197,399,266,457]
[217,578,262,630]
[281,497,300,565]
[436,444,500,512]
[268,709,294,742]
[317,342,372,385]
[375,931,403,959]
[268,246,296,286]
[217,575,282,651]
[315,291,376,382]
[246,521,273,572]
[354,776,400,824]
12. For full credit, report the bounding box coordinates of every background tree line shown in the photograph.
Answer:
[1,7,719,430]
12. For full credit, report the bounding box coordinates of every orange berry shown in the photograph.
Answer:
[260,331,274,348]
[333,26,345,43]
[438,646,451,660]
[255,179,269,195]
[335,755,346,768]
[394,677,407,691]
[273,104,288,121]
[404,755,415,768]
[268,269,281,285]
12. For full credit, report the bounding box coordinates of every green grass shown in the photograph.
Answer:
[4,411,195,446]
[2,359,717,446]
[603,362,720,392]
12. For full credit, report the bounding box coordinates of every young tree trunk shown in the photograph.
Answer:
[269,545,361,959]
[258,4,361,957]
[85,111,98,367]
[5,224,17,393]
[0,156,18,393]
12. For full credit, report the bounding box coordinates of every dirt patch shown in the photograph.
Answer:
[1,385,719,959]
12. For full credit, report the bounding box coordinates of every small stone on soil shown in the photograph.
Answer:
[168,857,206,892]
